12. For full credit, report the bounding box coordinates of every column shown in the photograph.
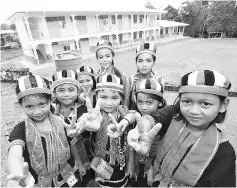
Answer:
[24,16,33,41]
[41,16,50,38]
[115,14,118,31]
[95,14,100,32]
[142,31,145,42]
[144,14,146,28]
[48,43,55,63]
[131,14,134,30]
[32,44,40,66]
[71,14,78,35]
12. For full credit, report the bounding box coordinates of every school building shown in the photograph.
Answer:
[7,10,188,65]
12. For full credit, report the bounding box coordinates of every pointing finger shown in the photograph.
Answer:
[147,123,162,139]
[108,113,118,126]
[85,96,93,113]
[95,99,101,114]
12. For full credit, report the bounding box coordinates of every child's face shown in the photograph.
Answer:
[54,83,78,107]
[21,95,50,122]
[136,53,154,75]
[97,48,113,69]
[78,75,93,91]
[180,93,227,130]
[136,92,159,116]
[97,89,122,114]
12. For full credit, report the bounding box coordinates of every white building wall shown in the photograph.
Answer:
[15,18,34,57]
[87,15,97,33]
[89,37,98,46]
[122,15,130,30]
[123,33,129,41]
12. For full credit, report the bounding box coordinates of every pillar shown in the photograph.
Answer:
[71,14,78,35]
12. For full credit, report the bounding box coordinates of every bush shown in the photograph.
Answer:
[0,67,32,83]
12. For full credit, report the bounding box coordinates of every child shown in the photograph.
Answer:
[78,74,132,187]
[7,74,82,187]
[127,70,236,187]
[51,69,93,186]
[95,39,130,107]
[76,65,97,108]
[129,42,164,110]
[128,77,166,187]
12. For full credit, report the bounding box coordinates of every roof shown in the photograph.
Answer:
[8,8,166,22]
[0,30,16,35]
[159,20,189,27]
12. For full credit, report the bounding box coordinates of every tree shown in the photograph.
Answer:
[163,5,181,22]
[206,1,237,36]
[180,1,208,37]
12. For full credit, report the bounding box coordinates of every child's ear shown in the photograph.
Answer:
[219,98,230,113]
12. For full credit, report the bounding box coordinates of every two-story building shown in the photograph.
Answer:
[7,9,188,65]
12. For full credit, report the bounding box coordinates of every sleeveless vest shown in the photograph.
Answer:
[153,119,223,187]
[25,113,77,187]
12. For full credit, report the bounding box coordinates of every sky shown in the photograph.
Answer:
[0,0,186,23]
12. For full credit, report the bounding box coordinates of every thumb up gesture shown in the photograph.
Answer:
[127,115,162,156]
[7,162,35,188]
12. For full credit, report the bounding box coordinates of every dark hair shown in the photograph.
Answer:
[174,94,227,124]
[135,91,166,109]
[19,93,51,105]
[136,53,156,62]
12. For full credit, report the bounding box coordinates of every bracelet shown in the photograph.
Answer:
[122,117,130,125]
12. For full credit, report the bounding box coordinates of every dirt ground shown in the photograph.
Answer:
[1,38,237,186]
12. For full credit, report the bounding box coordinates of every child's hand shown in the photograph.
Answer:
[66,113,78,137]
[79,87,91,102]
[128,123,162,156]
[83,97,102,132]
[107,113,127,138]
[7,162,35,188]
[78,163,86,179]
[147,166,154,186]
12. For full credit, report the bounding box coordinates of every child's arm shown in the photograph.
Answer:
[127,148,135,178]
[7,145,34,187]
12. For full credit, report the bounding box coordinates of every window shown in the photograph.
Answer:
[139,15,143,23]
[139,31,143,38]
[75,16,86,20]
[118,15,122,19]
[133,32,137,39]
[160,28,163,35]
[165,28,169,34]
[112,35,116,40]
[112,15,116,24]
[46,16,66,28]
[99,15,109,25]
[133,15,137,24]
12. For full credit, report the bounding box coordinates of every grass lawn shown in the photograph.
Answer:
[1,38,237,187]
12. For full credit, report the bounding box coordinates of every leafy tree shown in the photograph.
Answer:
[180,1,208,37]
[163,5,181,22]
[206,1,237,36]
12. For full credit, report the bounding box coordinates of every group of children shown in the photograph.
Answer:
[6,39,236,187]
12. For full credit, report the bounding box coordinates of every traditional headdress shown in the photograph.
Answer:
[135,78,164,98]
[179,70,231,97]
[51,70,80,91]
[136,42,157,58]
[76,65,95,78]
[96,74,124,94]
[96,39,115,56]
[16,74,51,99]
